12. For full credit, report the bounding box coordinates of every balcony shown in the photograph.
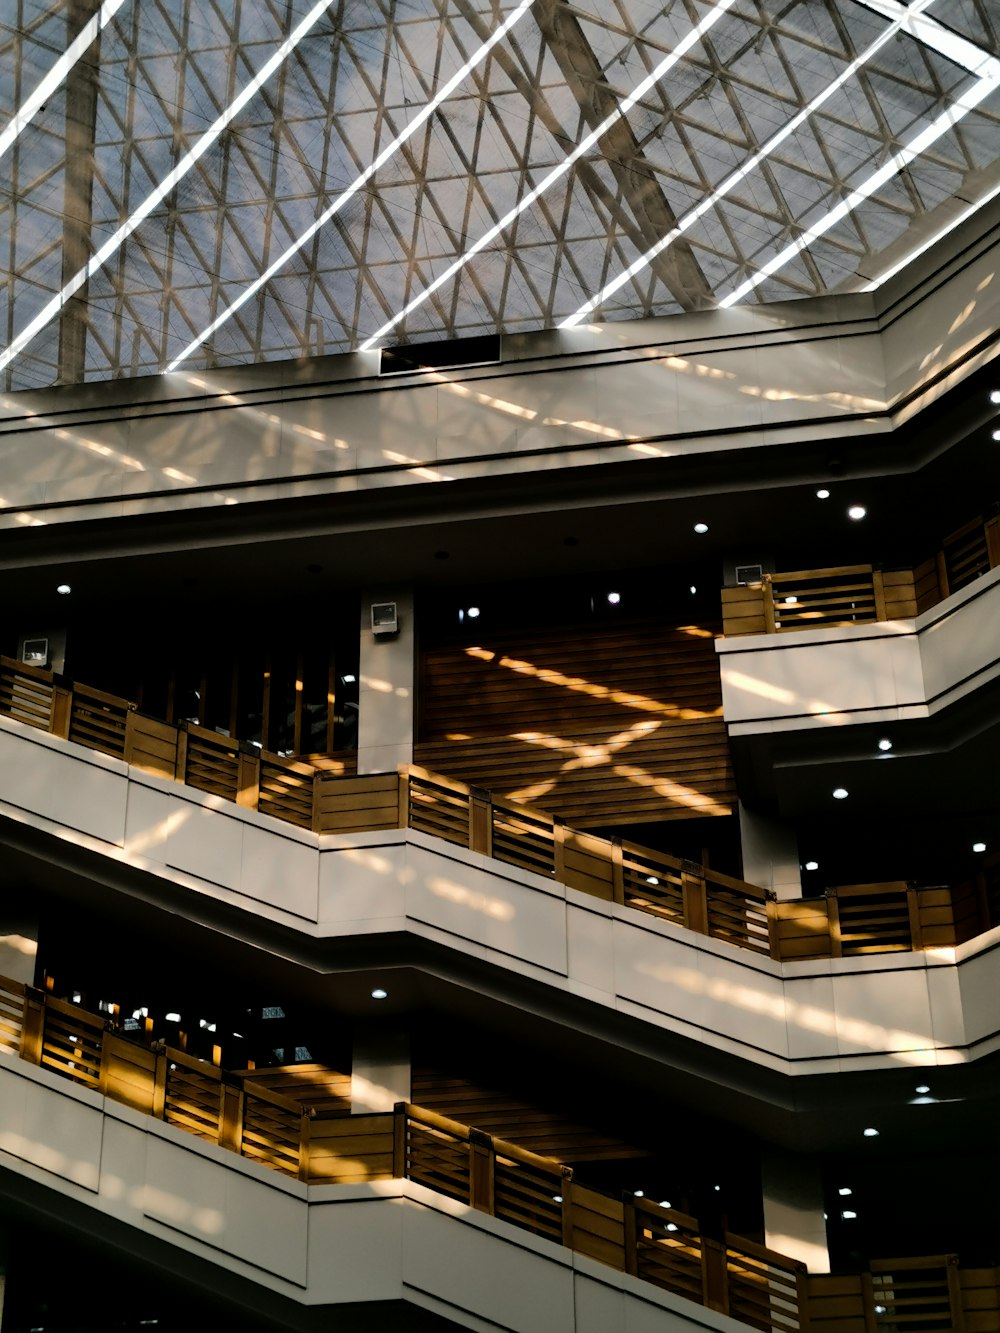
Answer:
[717,558,1000,740]
[2,983,999,1333]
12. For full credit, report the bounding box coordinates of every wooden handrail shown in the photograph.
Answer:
[6,975,1000,1330]
[2,654,997,964]
[722,508,1000,638]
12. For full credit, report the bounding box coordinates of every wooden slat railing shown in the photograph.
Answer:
[722,509,1000,637]
[7,977,1000,1331]
[0,974,25,1055]
[2,654,998,964]
[67,681,133,759]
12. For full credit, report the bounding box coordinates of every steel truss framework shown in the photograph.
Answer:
[0,0,998,390]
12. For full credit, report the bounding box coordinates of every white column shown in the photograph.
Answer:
[351,1024,411,1114]
[357,589,416,775]
[0,1219,7,1329]
[761,1147,829,1273]
[0,921,37,985]
[739,803,802,901]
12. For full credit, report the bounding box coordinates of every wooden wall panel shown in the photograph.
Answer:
[411,1066,650,1164]
[416,620,734,827]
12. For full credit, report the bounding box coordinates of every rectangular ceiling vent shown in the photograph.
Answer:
[379,333,500,376]
[735,564,764,585]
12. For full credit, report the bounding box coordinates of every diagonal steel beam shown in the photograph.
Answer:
[532,0,712,311]
[57,0,102,384]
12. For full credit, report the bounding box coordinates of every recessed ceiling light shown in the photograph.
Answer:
[666,1223,678,1232]
[165,1012,181,1022]
[56,583,71,595]
[805,860,819,871]
[842,1210,857,1220]
[341,674,356,684]
[693,522,708,534]
[659,1200,672,1209]
[552,1194,563,1203]
[816,488,830,499]
[833,787,849,800]
[838,1187,852,1196]
[993,429,1000,441]
[990,390,1000,404]
[973,841,987,853]
[371,987,388,1000]
[633,1190,644,1197]
[689,585,697,594]
[878,738,892,751]
[847,505,866,520]
[784,595,798,605]
[863,1127,879,1137]
[915,1084,930,1094]
[607,591,621,604]
[467,606,480,618]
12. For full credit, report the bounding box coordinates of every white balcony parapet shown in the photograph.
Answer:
[717,565,1000,737]
[0,712,997,1079]
[0,1052,747,1333]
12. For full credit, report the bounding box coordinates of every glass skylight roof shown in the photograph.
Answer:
[1,0,997,390]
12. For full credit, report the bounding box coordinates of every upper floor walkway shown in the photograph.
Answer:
[1,698,999,1081]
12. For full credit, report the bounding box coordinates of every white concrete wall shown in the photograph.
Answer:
[0,713,997,1078]
[0,1052,750,1333]
[717,566,1000,737]
[0,203,995,533]
[357,588,416,774]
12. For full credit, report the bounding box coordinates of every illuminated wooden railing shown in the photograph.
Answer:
[0,975,806,1331]
[722,510,1000,636]
[2,655,999,964]
[4,976,999,1331]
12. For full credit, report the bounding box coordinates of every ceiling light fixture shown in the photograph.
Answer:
[973,842,987,853]
[607,592,621,605]
[838,1187,852,1196]
[863,1127,879,1137]
[816,489,831,499]
[689,585,697,595]
[694,522,708,534]
[174,0,538,370]
[560,0,942,326]
[341,674,356,684]
[0,0,130,166]
[848,505,867,520]
[1,0,347,379]
[805,861,819,871]
[371,988,388,1000]
[361,0,741,350]
[878,738,892,751]
[915,1084,930,1094]
[56,583,71,595]
[842,1210,857,1220]
[467,606,481,618]
[992,430,1000,442]
[659,1200,672,1209]
[990,391,1000,405]
[833,787,848,800]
